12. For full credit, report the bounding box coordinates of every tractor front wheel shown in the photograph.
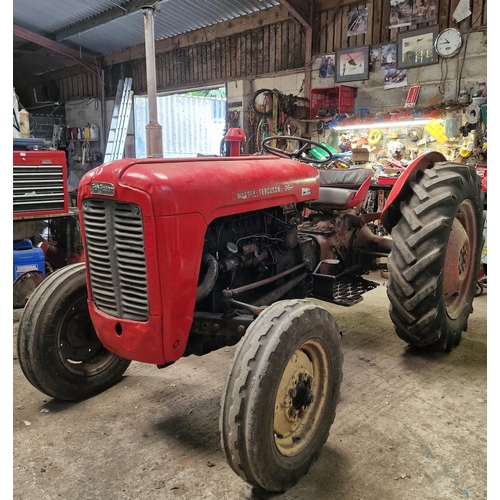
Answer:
[220,299,343,492]
[17,263,132,401]
[386,162,484,351]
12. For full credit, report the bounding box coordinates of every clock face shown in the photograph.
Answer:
[435,28,463,58]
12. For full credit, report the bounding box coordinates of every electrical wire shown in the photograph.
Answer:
[455,32,469,101]
[438,57,448,95]
[455,5,486,100]
[469,4,485,29]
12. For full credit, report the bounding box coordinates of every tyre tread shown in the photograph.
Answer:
[220,299,343,491]
[387,162,483,350]
[17,263,131,401]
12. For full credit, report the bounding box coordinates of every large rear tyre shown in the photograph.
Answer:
[387,162,484,351]
[220,299,343,492]
[17,263,132,401]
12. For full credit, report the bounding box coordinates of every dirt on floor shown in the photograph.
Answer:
[12,272,487,500]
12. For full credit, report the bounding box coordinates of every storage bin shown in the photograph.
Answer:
[425,119,449,144]
[310,86,356,118]
[13,239,45,281]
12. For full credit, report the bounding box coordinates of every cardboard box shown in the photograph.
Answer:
[351,148,370,163]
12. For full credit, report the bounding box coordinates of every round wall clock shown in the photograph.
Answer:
[434,28,463,58]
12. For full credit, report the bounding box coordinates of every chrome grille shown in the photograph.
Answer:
[13,165,65,214]
[82,199,149,321]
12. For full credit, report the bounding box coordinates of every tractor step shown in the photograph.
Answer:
[311,259,379,306]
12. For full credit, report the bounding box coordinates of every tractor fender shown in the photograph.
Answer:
[380,151,446,233]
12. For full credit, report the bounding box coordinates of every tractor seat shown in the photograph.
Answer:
[308,167,374,209]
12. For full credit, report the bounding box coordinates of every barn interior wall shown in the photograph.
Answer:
[307,30,487,112]
[225,30,486,150]
[20,1,486,156]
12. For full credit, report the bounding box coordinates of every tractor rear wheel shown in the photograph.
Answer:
[386,162,484,351]
[17,263,131,401]
[220,299,343,492]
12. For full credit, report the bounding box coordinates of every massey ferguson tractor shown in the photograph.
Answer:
[17,136,484,492]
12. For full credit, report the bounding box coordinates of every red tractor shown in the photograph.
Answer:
[17,137,484,492]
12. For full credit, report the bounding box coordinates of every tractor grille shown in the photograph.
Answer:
[82,199,149,321]
[13,165,65,214]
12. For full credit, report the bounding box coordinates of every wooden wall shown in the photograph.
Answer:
[28,0,487,105]
[136,19,306,95]
[316,0,487,54]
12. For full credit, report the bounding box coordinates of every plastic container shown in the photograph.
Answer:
[310,86,355,118]
[13,239,45,281]
[309,142,338,161]
[425,119,449,144]
[90,124,100,140]
[481,104,487,124]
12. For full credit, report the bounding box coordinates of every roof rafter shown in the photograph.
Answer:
[54,0,161,42]
[278,0,311,27]
[14,24,101,75]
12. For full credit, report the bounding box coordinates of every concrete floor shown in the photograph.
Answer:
[13,271,487,500]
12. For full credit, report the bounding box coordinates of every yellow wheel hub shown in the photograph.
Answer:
[274,340,328,457]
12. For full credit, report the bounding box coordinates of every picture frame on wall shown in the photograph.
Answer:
[335,46,369,83]
[396,26,439,69]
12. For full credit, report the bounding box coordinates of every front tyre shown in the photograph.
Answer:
[220,299,343,492]
[387,162,484,351]
[17,263,132,401]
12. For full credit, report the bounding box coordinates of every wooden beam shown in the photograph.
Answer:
[14,62,96,89]
[54,0,156,41]
[103,4,291,65]
[14,47,69,58]
[279,1,313,100]
[316,0,365,12]
[278,0,311,27]
[13,24,101,75]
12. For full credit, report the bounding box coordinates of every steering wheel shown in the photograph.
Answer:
[261,136,334,165]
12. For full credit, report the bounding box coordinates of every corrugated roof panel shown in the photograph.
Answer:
[154,0,280,38]
[66,11,146,55]
[13,0,116,35]
[14,0,280,56]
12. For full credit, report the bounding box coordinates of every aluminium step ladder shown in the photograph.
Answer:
[104,78,133,163]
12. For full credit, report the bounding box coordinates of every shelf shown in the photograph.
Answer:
[295,118,331,123]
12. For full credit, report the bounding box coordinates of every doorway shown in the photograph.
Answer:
[134,87,226,158]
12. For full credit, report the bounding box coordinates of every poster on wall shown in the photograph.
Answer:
[390,0,438,28]
[384,68,408,89]
[347,8,368,37]
[452,0,472,23]
[381,43,397,67]
[380,43,407,89]
[319,54,335,78]
[390,0,412,28]
[412,0,438,24]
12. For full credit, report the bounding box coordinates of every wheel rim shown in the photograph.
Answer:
[57,293,118,376]
[443,200,478,319]
[274,339,329,457]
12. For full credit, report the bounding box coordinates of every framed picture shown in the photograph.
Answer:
[335,46,369,83]
[396,26,439,69]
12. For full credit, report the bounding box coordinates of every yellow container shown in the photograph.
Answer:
[425,119,449,144]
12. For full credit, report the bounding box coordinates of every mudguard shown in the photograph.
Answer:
[380,151,446,233]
